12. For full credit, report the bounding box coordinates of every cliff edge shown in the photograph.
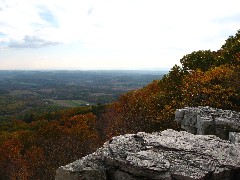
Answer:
[55,129,240,180]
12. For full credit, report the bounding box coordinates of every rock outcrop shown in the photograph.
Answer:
[175,106,240,141]
[55,129,240,180]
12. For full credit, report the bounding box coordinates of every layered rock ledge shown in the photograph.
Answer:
[175,106,240,141]
[55,129,240,180]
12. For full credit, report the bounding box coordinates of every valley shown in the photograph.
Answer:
[0,70,166,122]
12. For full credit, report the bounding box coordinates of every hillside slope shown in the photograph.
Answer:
[100,30,240,139]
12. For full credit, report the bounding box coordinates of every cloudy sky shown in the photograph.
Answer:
[0,0,240,70]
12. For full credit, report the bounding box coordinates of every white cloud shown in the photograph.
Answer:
[0,0,240,69]
[9,35,59,48]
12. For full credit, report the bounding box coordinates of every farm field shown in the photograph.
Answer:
[47,99,91,107]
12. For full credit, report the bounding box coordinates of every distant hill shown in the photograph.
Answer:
[0,70,166,122]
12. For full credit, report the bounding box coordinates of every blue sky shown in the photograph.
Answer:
[0,0,240,70]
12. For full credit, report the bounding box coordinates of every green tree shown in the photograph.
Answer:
[180,50,216,71]
[220,30,240,65]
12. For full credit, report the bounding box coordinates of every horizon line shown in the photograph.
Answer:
[0,68,171,71]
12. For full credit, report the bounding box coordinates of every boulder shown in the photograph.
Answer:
[175,106,240,140]
[55,129,240,180]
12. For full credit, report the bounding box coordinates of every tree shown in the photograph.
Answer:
[180,50,216,71]
[181,65,239,110]
[0,137,30,179]
[220,30,240,65]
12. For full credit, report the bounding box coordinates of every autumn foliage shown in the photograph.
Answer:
[0,112,101,179]
[1,30,240,179]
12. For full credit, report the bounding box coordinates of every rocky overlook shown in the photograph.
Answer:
[175,106,240,142]
[55,129,240,180]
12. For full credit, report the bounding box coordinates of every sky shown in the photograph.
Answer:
[0,0,240,70]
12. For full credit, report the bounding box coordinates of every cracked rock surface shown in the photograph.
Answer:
[55,129,240,180]
[175,106,240,140]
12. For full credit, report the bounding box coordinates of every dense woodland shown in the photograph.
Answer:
[0,30,240,179]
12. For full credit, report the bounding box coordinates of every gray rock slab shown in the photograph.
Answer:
[55,129,240,180]
[175,106,240,140]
